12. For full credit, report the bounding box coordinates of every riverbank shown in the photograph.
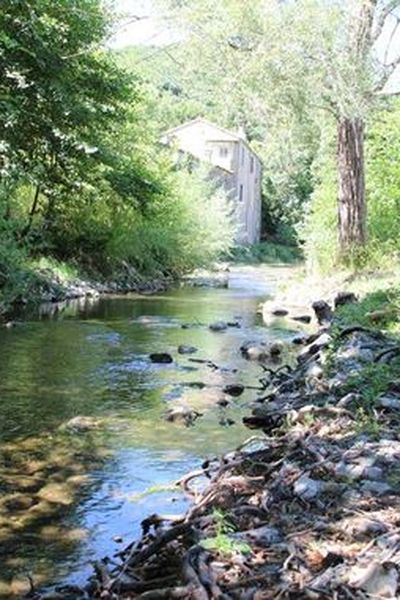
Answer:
[31,273,400,599]
[0,242,300,322]
[0,257,172,322]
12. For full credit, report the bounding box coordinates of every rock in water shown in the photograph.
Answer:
[272,308,289,317]
[178,345,198,354]
[312,300,333,325]
[149,352,173,364]
[269,341,283,356]
[240,341,268,361]
[209,321,228,332]
[164,406,202,426]
[59,416,100,433]
[223,384,245,397]
[292,315,312,324]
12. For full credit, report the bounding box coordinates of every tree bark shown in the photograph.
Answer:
[337,117,367,254]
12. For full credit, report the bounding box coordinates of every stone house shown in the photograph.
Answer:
[161,118,262,245]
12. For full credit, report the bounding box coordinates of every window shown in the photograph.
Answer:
[250,156,254,173]
[239,184,244,201]
[241,147,245,166]
[219,146,229,158]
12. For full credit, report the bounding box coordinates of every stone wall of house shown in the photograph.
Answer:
[162,120,262,246]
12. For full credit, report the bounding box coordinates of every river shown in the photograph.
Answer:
[0,265,302,597]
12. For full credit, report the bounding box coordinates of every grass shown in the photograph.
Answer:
[327,283,400,436]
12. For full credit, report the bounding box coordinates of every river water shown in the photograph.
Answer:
[0,265,302,597]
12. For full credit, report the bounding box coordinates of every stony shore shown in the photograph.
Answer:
[31,289,400,599]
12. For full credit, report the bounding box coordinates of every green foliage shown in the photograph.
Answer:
[201,509,252,556]
[228,241,302,264]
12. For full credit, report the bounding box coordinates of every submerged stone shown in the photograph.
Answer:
[177,345,198,354]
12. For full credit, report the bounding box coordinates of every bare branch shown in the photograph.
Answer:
[372,0,400,43]
[383,15,400,64]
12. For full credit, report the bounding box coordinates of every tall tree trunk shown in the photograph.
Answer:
[337,117,367,254]
[21,184,41,238]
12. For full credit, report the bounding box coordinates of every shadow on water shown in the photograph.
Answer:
[0,265,303,596]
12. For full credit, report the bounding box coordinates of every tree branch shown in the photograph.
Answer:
[383,15,400,65]
[374,52,400,92]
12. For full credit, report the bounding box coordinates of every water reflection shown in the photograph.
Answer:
[0,265,301,596]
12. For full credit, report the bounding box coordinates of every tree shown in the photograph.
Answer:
[0,0,133,235]
[319,0,400,254]
[152,0,400,256]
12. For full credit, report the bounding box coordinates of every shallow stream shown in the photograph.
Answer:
[0,265,303,597]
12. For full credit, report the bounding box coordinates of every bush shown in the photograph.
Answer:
[105,167,236,276]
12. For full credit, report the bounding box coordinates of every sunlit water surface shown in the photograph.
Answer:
[0,265,303,597]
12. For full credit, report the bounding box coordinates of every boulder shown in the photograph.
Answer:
[149,352,173,364]
[334,291,358,309]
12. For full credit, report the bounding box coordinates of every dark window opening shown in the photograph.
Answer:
[250,156,254,173]
[239,184,244,201]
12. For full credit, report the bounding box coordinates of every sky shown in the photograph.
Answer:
[110,0,177,48]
